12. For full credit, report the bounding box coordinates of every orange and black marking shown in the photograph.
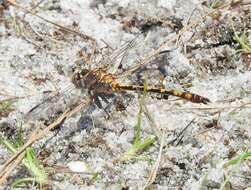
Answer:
[71,68,210,109]
[116,85,210,104]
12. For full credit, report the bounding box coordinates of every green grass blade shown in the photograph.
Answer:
[0,137,48,186]
[115,74,156,163]
[223,151,251,168]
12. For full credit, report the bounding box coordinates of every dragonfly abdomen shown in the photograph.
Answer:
[117,85,210,104]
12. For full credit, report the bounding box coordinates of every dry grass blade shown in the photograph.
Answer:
[167,118,195,146]
[0,100,89,185]
[28,0,46,12]
[118,1,233,78]
[176,102,251,111]
[143,132,165,189]
[0,152,26,185]
[6,0,96,53]
[228,101,251,113]
[143,105,162,141]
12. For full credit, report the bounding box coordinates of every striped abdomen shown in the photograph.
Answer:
[116,85,210,104]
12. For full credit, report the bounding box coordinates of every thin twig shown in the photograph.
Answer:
[0,152,26,185]
[29,0,46,12]
[169,102,251,111]
[0,100,89,185]
[143,132,165,188]
[21,33,44,49]
[167,118,195,146]
[7,0,96,48]
[118,1,233,78]
[143,105,162,141]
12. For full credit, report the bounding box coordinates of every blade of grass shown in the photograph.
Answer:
[220,147,250,190]
[115,74,156,163]
[117,136,156,162]
[232,25,251,54]
[210,0,223,9]
[0,137,48,187]
[134,73,148,144]
[223,151,251,168]
[0,98,17,118]
[143,132,165,189]
[11,177,36,187]
[0,100,88,185]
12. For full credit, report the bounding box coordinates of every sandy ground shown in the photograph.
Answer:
[0,0,251,189]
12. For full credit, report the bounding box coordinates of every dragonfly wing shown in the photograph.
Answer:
[24,84,82,121]
[106,33,147,75]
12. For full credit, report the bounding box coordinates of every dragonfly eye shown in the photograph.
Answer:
[71,69,90,88]
[80,69,89,76]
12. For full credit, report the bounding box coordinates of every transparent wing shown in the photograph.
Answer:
[104,33,147,74]
[25,33,150,121]
[25,83,82,121]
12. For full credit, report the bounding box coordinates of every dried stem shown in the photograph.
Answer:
[0,100,89,185]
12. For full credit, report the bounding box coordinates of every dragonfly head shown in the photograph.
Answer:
[71,68,90,88]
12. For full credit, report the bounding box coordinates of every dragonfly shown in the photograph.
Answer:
[71,67,209,110]
[27,33,210,120]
